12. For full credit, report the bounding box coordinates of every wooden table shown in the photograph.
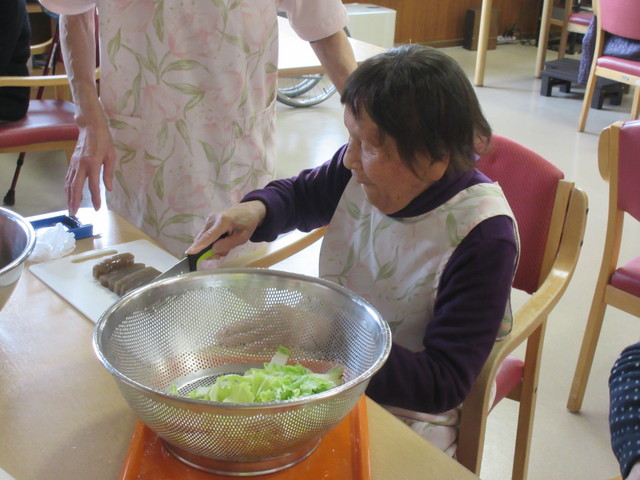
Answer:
[277,16,387,77]
[0,208,479,480]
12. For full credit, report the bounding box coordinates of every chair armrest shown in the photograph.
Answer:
[0,74,71,88]
[457,186,587,473]
[30,38,54,56]
[477,186,588,397]
[0,68,100,88]
[222,227,327,269]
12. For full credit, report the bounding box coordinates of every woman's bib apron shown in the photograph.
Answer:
[319,177,518,454]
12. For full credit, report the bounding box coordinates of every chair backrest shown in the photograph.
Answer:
[477,135,565,294]
[616,120,640,221]
[598,0,640,41]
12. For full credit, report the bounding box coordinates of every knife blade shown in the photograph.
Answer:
[154,256,191,281]
[154,233,228,281]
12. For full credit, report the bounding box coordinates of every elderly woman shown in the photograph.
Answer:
[187,44,519,455]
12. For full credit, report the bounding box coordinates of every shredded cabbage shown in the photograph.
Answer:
[173,346,343,403]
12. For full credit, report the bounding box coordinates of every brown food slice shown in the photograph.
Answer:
[115,266,161,296]
[92,253,135,279]
[98,263,145,288]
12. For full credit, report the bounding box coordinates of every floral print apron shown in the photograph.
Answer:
[319,177,518,454]
[96,0,278,257]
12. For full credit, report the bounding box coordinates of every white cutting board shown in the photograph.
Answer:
[30,240,178,323]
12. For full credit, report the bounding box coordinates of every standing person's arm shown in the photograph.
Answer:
[59,10,115,215]
[309,29,357,94]
[281,0,357,94]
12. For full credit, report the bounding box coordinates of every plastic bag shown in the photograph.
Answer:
[29,223,76,262]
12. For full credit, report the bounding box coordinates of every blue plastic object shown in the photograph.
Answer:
[30,215,94,239]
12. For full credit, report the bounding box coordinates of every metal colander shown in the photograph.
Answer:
[94,268,391,476]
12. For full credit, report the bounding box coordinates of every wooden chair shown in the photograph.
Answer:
[0,21,72,206]
[233,134,589,480]
[577,0,640,132]
[456,135,588,480]
[535,0,593,78]
[0,22,99,206]
[567,120,640,412]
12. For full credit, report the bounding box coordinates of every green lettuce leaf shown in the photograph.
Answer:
[176,347,343,403]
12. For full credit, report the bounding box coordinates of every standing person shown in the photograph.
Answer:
[38,0,357,258]
[609,341,640,480]
[186,45,519,455]
[0,0,31,124]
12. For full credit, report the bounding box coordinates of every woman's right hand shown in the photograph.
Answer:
[186,201,267,258]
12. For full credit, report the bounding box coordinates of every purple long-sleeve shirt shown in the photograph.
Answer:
[243,144,518,414]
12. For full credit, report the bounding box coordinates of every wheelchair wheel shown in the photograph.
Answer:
[277,74,337,108]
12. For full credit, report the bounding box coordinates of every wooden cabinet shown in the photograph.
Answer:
[345,0,543,46]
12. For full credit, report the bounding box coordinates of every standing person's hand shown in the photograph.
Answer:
[59,10,113,216]
[66,119,115,215]
[186,201,267,258]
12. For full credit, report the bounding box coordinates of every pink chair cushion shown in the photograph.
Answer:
[568,11,593,27]
[478,135,564,294]
[597,57,640,78]
[0,99,79,149]
[611,257,640,297]
[618,120,640,221]
[490,354,525,411]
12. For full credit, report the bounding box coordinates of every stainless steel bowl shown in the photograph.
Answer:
[0,207,36,311]
[94,268,391,476]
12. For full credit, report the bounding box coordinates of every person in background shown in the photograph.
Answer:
[0,0,31,124]
[38,0,357,258]
[186,44,519,455]
[609,341,640,480]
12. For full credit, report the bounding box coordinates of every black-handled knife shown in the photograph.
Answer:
[154,233,228,281]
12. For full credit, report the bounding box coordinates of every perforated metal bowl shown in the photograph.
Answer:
[0,207,35,311]
[94,268,391,476]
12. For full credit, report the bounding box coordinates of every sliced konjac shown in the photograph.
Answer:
[92,253,160,296]
[92,253,134,278]
[99,263,145,288]
[115,266,161,296]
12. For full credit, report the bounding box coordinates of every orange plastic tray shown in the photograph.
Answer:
[120,395,370,480]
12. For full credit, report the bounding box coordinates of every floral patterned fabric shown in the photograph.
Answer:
[41,0,347,257]
[320,179,516,351]
[319,178,517,454]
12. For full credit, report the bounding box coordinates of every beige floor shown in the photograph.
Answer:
[2,43,639,479]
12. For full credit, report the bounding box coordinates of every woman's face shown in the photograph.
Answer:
[342,106,448,214]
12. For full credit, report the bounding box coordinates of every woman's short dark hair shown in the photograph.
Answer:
[341,44,491,176]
